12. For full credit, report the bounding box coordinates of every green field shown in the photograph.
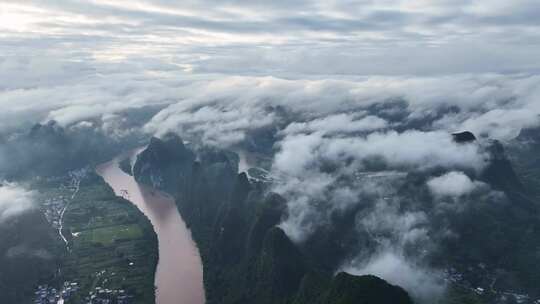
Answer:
[32,172,158,304]
[79,224,144,246]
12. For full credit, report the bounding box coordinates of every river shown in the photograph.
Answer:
[96,151,205,304]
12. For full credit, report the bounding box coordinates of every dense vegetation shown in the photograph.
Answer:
[59,173,158,303]
[134,134,415,304]
[0,123,157,304]
[119,157,134,176]
[134,129,540,304]
[0,207,62,303]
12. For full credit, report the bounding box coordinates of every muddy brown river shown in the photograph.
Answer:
[96,151,205,304]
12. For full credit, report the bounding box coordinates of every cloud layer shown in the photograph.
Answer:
[2,0,540,75]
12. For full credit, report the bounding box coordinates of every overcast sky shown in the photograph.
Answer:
[1,0,539,137]
[2,0,540,76]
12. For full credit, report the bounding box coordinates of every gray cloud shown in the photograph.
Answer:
[2,0,540,75]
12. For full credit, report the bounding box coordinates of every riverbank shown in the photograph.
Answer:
[97,152,205,304]
[27,169,158,304]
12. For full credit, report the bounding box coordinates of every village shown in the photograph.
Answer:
[29,164,157,304]
[86,286,134,304]
[42,196,68,230]
[35,168,134,304]
[444,266,538,304]
[34,281,135,304]
[34,281,80,304]
[40,169,88,225]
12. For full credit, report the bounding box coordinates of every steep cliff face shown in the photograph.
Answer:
[320,273,414,304]
[132,133,195,193]
[482,140,525,192]
[132,135,415,304]
[133,129,540,303]
[429,133,540,299]
[253,227,308,304]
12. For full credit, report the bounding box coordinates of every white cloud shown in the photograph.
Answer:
[141,74,540,146]
[360,199,429,246]
[460,108,540,140]
[282,114,388,135]
[0,183,35,222]
[274,130,488,176]
[427,171,482,197]
[272,129,489,243]
[342,250,446,303]
[1,68,539,147]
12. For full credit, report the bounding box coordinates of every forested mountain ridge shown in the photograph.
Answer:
[133,129,540,304]
[133,134,415,304]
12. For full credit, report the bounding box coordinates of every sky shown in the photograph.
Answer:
[1,1,539,135]
[1,0,540,76]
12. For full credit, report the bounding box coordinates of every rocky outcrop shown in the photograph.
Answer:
[452,131,477,143]
[482,140,525,193]
[132,135,416,304]
[118,157,133,176]
[132,133,195,194]
[320,272,414,304]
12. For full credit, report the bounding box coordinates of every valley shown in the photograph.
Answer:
[97,152,205,304]
[9,168,159,304]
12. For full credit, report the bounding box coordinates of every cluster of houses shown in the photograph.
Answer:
[86,287,133,304]
[496,292,534,304]
[443,267,465,285]
[34,281,79,304]
[35,168,137,304]
[444,267,538,304]
[67,168,89,183]
[42,197,68,229]
[64,168,89,195]
[41,168,89,229]
[34,282,134,304]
